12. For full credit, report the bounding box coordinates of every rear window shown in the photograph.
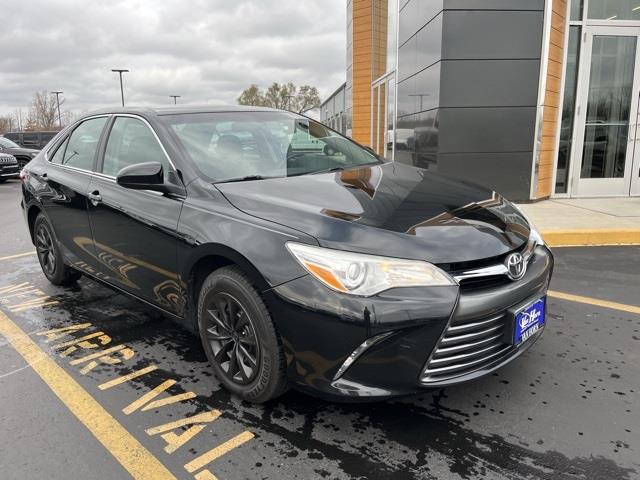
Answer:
[22,133,39,147]
[160,111,381,182]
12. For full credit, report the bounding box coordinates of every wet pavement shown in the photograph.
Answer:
[0,180,638,480]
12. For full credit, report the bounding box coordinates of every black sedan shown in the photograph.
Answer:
[20,106,553,403]
[0,136,40,169]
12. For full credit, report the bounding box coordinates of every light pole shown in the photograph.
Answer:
[111,69,130,107]
[169,95,181,105]
[408,93,430,112]
[51,91,63,128]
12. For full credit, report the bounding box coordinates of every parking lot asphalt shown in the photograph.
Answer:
[0,179,638,480]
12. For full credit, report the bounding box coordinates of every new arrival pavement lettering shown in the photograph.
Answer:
[1,303,256,480]
[0,246,639,479]
[0,281,59,311]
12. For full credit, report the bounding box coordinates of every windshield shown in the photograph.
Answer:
[0,137,20,148]
[160,111,382,182]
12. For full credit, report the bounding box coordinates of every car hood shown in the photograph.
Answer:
[216,162,530,264]
[7,146,39,155]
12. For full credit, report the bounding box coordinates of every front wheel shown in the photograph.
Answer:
[197,266,288,403]
[34,213,81,286]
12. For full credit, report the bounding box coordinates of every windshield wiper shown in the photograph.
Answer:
[310,162,381,175]
[215,175,276,184]
[308,166,345,175]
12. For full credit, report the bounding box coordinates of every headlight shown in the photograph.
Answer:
[286,242,455,296]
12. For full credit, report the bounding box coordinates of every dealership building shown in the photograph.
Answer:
[320,1,640,201]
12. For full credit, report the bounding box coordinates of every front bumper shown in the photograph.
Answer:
[0,164,20,179]
[266,245,553,400]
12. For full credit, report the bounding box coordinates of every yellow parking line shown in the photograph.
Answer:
[0,310,176,480]
[548,290,640,315]
[0,251,36,261]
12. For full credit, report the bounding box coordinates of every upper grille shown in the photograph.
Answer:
[456,274,510,291]
[420,311,517,384]
[439,241,528,275]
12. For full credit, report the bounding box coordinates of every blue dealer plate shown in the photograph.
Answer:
[514,297,546,346]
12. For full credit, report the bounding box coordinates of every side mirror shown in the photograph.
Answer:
[116,162,166,192]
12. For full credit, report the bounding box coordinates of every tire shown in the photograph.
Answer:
[197,266,288,403]
[34,213,81,286]
[0,179,6,184]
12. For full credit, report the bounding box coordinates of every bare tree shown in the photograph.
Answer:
[237,82,321,113]
[28,90,64,130]
[12,108,25,132]
[0,117,11,134]
[24,115,38,131]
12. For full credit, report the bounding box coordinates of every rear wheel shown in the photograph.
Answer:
[34,213,81,286]
[197,266,288,403]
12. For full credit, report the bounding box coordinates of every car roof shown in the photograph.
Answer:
[81,105,287,118]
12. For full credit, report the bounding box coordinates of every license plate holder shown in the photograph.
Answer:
[508,297,546,346]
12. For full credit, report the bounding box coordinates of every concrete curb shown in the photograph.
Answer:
[542,229,640,247]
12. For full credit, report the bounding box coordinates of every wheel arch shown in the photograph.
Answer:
[182,243,271,332]
[27,204,43,244]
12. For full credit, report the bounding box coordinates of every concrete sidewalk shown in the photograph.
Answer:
[517,198,640,246]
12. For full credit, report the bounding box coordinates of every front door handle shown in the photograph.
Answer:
[88,190,102,206]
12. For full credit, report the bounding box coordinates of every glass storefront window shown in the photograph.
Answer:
[580,35,637,179]
[386,78,395,159]
[555,27,581,193]
[570,0,583,20]
[588,0,640,20]
[386,0,398,73]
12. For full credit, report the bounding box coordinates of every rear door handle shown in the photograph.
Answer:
[88,190,102,206]
[41,173,49,182]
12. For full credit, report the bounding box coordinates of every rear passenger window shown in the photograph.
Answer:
[102,117,169,177]
[49,137,69,164]
[62,117,108,171]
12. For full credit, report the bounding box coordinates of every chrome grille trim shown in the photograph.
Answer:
[332,330,395,381]
[434,332,504,355]
[452,241,537,284]
[447,314,503,334]
[439,323,502,345]
[424,345,514,376]
[421,309,516,384]
[429,341,506,366]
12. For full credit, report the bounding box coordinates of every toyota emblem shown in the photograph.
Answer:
[505,252,526,281]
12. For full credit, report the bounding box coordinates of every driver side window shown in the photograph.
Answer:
[102,117,169,177]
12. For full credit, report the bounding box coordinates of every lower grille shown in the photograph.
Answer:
[421,311,517,384]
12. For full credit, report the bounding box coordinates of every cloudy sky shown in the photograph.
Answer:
[0,0,346,117]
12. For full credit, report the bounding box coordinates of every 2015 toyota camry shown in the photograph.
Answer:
[21,106,553,403]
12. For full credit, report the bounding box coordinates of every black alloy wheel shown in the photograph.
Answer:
[204,292,260,385]
[35,222,56,276]
[197,266,288,403]
[33,213,81,286]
